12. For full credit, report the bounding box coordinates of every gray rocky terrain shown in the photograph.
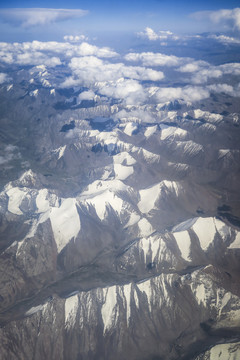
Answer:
[0,44,240,360]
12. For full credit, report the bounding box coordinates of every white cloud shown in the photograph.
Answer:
[177,61,240,84]
[177,60,208,73]
[137,27,179,42]
[63,35,88,42]
[113,108,156,123]
[78,90,95,101]
[0,8,88,27]
[125,52,185,67]
[0,40,118,69]
[71,42,118,58]
[60,56,164,88]
[0,144,21,165]
[209,34,240,44]
[15,51,61,67]
[153,86,210,103]
[189,68,223,84]
[150,82,240,105]
[207,83,237,95]
[98,79,146,105]
[0,72,10,84]
[138,27,160,40]
[219,62,240,75]
[192,7,240,31]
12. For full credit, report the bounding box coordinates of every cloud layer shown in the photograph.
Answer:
[192,7,240,32]
[0,8,88,27]
[125,52,186,67]
[0,72,10,84]
[137,27,179,43]
[0,31,240,107]
[0,41,118,67]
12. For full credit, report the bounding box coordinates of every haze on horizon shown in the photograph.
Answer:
[0,0,240,43]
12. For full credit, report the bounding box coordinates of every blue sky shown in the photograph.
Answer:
[0,1,240,42]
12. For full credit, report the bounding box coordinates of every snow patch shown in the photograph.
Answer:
[144,125,157,138]
[174,231,191,261]
[194,109,223,123]
[137,280,152,307]
[195,284,206,306]
[124,122,138,136]
[217,291,232,315]
[114,163,134,180]
[80,179,128,220]
[113,151,136,165]
[209,343,240,360]
[229,232,240,249]
[29,89,39,97]
[84,190,123,220]
[25,304,45,316]
[172,217,198,232]
[6,187,27,215]
[123,283,131,326]
[58,145,66,159]
[65,295,79,329]
[50,198,80,253]
[36,65,46,72]
[215,218,231,238]
[138,183,160,213]
[161,126,176,140]
[138,237,151,263]
[138,218,153,237]
[124,212,141,228]
[101,286,118,333]
[42,79,51,87]
[82,179,128,195]
[141,148,160,163]
[192,217,216,250]
[36,189,49,213]
[163,180,181,196]
[134,288,139,308]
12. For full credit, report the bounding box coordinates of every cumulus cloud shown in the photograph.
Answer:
[0,8,88,27]
[113,108,156,123]
[0,144,21,165]
[177,60,209,73]
[177,61,240,84]
[192,7,240,31]
[150,81,240,105]
[185,67,223,84]
[151,80,240,104]
[63,35,88,42]
[16,51,61,67]
[59,54,164,105]
[125,52,185,67]
[207,83,240,97]
[69,42,118,58]
[0,40,118,68]
[207,83,234,94]
[78,90,95,101]
[98,79,146,105]
[60,56,164,88]
[209,34,240,44]
[152,86,210,103]
[219,62,240,75]
[137,27,179,43]
[0,72,10,84]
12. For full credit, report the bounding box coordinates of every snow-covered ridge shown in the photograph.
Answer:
[2,172,80,253]
[138,180,183,214]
